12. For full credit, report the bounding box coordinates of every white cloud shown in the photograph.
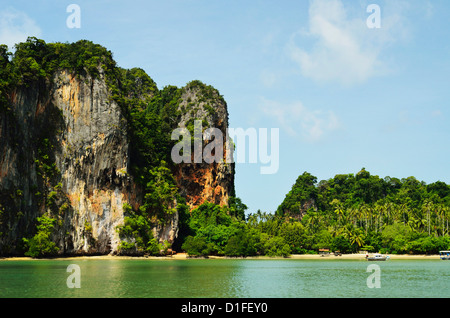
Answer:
[0,8,42,50]
[287,0,408,86]
[431,110,442,118]
[260,98,339,142]
[260,69,277,88]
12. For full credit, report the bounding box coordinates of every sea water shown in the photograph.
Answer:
[0,258,449,298]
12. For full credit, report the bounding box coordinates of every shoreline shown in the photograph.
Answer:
[0,253,441,261]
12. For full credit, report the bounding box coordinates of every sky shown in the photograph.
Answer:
[1,0,449,214]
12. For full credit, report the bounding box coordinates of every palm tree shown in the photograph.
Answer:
[422,199,434,236]
[373,203,384,233]
[353,205,364,229]
[407,216,418,231]
[444,206,450,236]
[436,204,445,237]
[348,206,359,228]
[398,203,410,226]
[332,200,345,225]
[383,201,395,227]
[246,213,258,228]
[366,205,374,232]
[349,229,365,249]
[303,211,319,233]
[360,204,370,234]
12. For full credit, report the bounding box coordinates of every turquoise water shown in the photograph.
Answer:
[0,259,449,298]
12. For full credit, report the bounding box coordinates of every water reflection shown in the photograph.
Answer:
[69,259,242,298]
[1,259,449,298]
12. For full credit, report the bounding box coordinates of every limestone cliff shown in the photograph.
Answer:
[0,39,234,256]
[174,81,235,210]
[0,69,134,255]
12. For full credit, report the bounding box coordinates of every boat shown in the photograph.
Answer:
[366,253,390,261]
[439,251,450,260]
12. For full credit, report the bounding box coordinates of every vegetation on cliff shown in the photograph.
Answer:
[22,216,59,258]
[0,37,233,257]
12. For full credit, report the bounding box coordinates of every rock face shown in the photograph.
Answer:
[173,82,235,210]
[0,68,234,256]
[54,69,133,254]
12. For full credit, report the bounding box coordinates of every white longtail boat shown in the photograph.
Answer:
[366,253,390,261]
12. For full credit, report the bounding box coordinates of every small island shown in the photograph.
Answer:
[1,39,449,259]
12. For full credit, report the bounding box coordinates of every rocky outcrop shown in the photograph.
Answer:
[173,82,235,210]
[52,69,133,254]
[0,68,133,255]
[0,65,234,256]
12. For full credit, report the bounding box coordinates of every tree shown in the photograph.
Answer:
[276,172,317,217]
[182,236,212,257]
[331,235,353,254]
[0,44,13,109]
[224,230,258,257]
[23,216,59,258]
[422,199,434,236]
[381,222,415,253]
[260,234,290,257]
[331,199,345,224]
[278,222,305,254]
[349,228,365,249]
[141,161,178,221]
[228,197,247,220]
[427,181,450,199]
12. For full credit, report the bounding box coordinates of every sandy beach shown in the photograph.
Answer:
[288,253,441,260]
[0,252,441,261]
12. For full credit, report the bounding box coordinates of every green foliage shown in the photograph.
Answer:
[274,168,450,254]
[7,37,116,87]
[186,202,234,255]
[117,207,162,255]
[140,162,178,222]
[278,221,305,254]
[35,138,60,182]
[117,164,179,253]
[182,236,214,257]
[260,234,291,257]
[124,85,182,172]
[0,44,14,110]
[119,67,158,100]
[23,216,59,258]
[276,172,317,216]
[185,80,226,105]
[179,202,291,257]
[116,74,185,231]
[228,197,247,220]
[224,230,256,257]
[331,235,353,254]
[189,202,232,231]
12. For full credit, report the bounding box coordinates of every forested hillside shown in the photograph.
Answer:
[275,168,450,254]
